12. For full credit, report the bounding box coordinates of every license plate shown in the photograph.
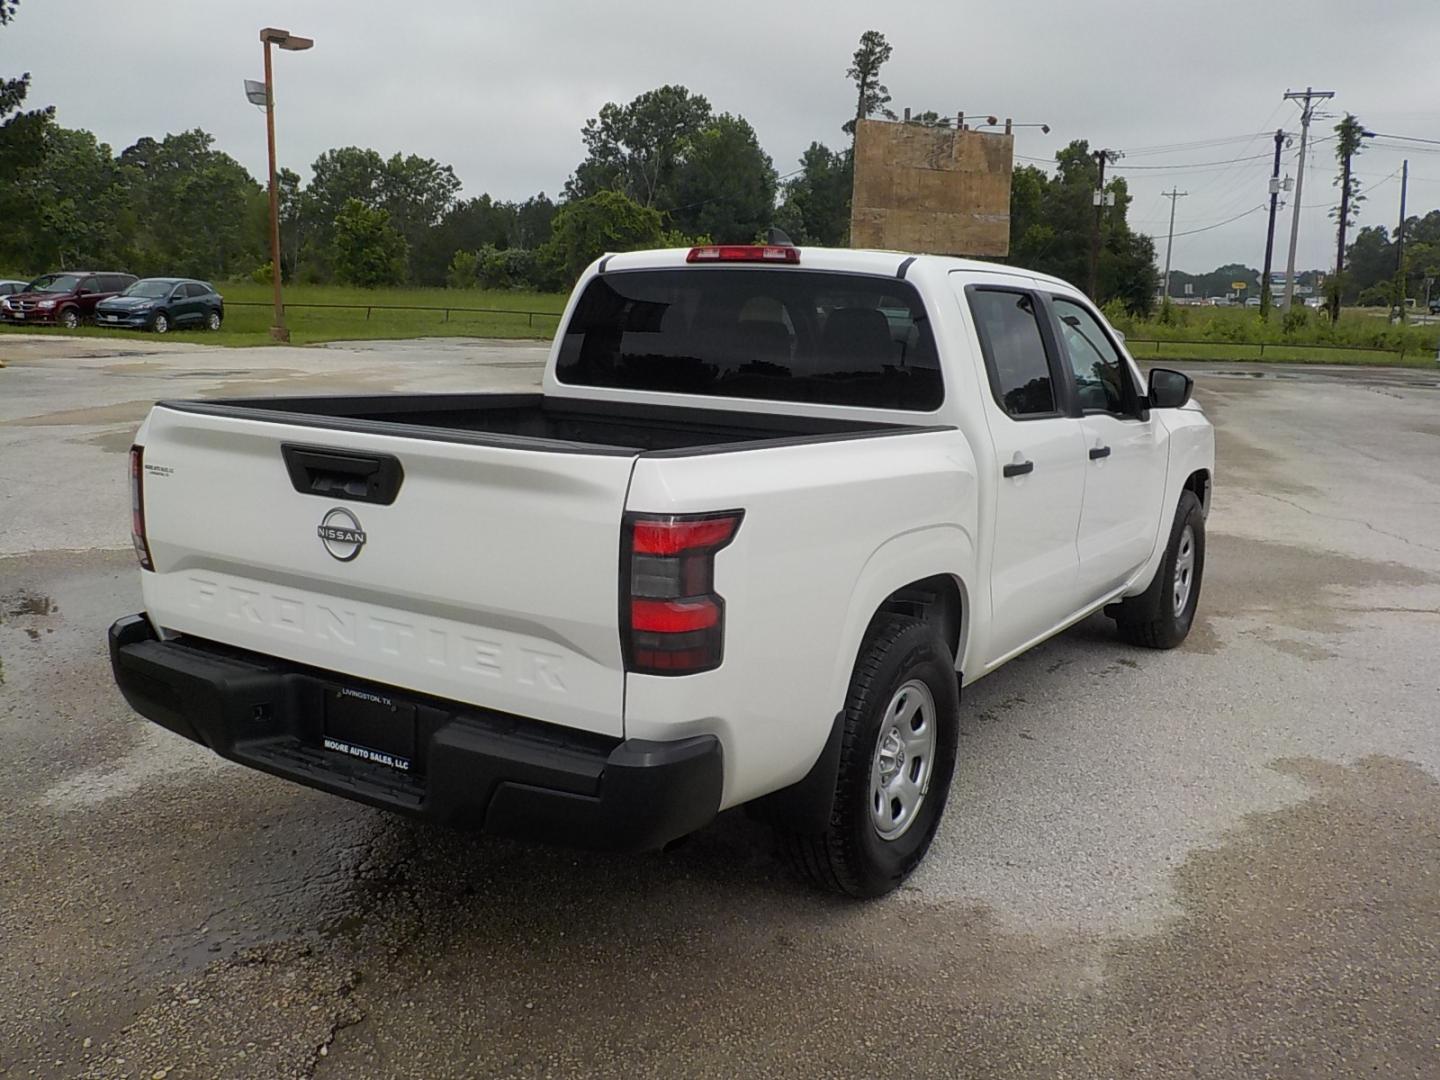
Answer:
[105,314,118,322]
[322,686,416,772]
[12,312,22,320]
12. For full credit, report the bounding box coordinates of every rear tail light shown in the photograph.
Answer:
[622,511,742,675]
[129,445,153,571]
[686,245,799,264]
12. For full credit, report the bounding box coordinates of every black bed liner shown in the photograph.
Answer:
[157,393,949,456]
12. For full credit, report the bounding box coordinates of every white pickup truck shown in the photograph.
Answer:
[110,244,1213,897]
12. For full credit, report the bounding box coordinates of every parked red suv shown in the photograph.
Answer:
[0,271,137,329]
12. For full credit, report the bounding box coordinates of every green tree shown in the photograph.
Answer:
[302,147,459,281]
[775,142,852,246]
[1329,113,1368,319]
[670,113,777,243]
[414,193,516,286]
[543,190,665,283]
[331,198,407,287]
[22,127,124,267]
[843,30,896,137]
[565,85,713,206]
[0,4,56,271]
[1008,140,1158,315]
[511,193,557,249]
[1341,225,1393,304]
[120,129,266,278]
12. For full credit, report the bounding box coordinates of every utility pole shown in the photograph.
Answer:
[1281,87,1334,311]
[1260,129,1286,317]
[1393,159,1409,322]
[1160,189,1188,306]
[1088,149,1119,301]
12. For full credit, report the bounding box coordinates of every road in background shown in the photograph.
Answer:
[2,338,1437,1078]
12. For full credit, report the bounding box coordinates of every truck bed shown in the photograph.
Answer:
[158,393,929,455]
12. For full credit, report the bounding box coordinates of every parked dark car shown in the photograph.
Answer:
[0,279,28,296]
[93,278,224,333]
[0,271,137,328]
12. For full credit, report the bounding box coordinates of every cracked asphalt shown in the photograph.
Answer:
[2,337,1438,1079]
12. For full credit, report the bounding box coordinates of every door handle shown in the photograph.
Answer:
[1088,445,1112,460]
[1002,459,1035,478]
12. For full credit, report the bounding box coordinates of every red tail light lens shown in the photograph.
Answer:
[622,511,742,676]
[686,245,799,264]
[129,445,154,571]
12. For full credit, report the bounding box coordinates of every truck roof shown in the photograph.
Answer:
[595,246,1079,294]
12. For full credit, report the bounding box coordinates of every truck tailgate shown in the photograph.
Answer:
[137,404,636,737]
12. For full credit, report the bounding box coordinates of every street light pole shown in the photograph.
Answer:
[258,27,313,343]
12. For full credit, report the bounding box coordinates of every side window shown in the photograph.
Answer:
[1052,298,1136,416]
[967,289,1058,419]
[80,276,100,294]
[183,283,204,298]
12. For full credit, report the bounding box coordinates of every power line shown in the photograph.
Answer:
[1169,204,1267,237]
[1114,150,1276,170]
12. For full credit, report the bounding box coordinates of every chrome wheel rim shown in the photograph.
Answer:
[207,312,220,330]
[154,315,167,333]
[61,311,77,329]
[1173,524,1196,616]
[869,679,937,841]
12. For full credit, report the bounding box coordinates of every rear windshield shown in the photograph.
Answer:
[555,268,942,411]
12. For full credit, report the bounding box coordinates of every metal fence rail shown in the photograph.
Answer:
[226,300,563,327]
[1126,337,1410,361]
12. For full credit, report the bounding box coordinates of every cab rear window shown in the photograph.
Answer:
[555,268,943,411]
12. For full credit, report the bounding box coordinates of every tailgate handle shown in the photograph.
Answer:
[281,444,404,505]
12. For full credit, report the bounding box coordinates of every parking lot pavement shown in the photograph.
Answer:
[2,339,1438,1078]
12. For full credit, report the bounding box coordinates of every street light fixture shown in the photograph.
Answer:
[255,27,312,343]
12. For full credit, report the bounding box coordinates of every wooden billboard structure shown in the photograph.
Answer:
[849,118,1014,257]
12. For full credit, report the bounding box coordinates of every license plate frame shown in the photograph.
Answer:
[322,686,417,773]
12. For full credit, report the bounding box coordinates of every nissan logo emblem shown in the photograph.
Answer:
[317,507,366,562]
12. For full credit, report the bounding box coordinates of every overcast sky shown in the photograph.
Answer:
[7,0,1440,275]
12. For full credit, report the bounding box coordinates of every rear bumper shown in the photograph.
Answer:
[108,614,723,851]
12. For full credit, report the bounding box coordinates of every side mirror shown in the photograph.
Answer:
[1148,367,1193,409]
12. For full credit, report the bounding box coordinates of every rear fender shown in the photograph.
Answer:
[830,524,976,702]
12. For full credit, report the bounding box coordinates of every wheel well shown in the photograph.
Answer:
[1183,469,1211,514]
[874,574,964,663]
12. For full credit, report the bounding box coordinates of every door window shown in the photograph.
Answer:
[967,289,1058,419]
[79,277,100,294]
[1052,298,1138,416]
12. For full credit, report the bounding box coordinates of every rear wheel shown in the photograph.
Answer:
[151,312,169,334]
[205,310,222,331]
[58,308,80,330]
[1111,490,1205,649]
[781,616,959,898]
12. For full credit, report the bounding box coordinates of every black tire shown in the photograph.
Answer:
[151,312,169,334]
[59,307,80,330]
[782,616,959,898]
[205,310,222,331]
[1111,490,1205,649]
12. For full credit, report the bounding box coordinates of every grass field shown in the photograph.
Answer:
[0,282,567,347]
